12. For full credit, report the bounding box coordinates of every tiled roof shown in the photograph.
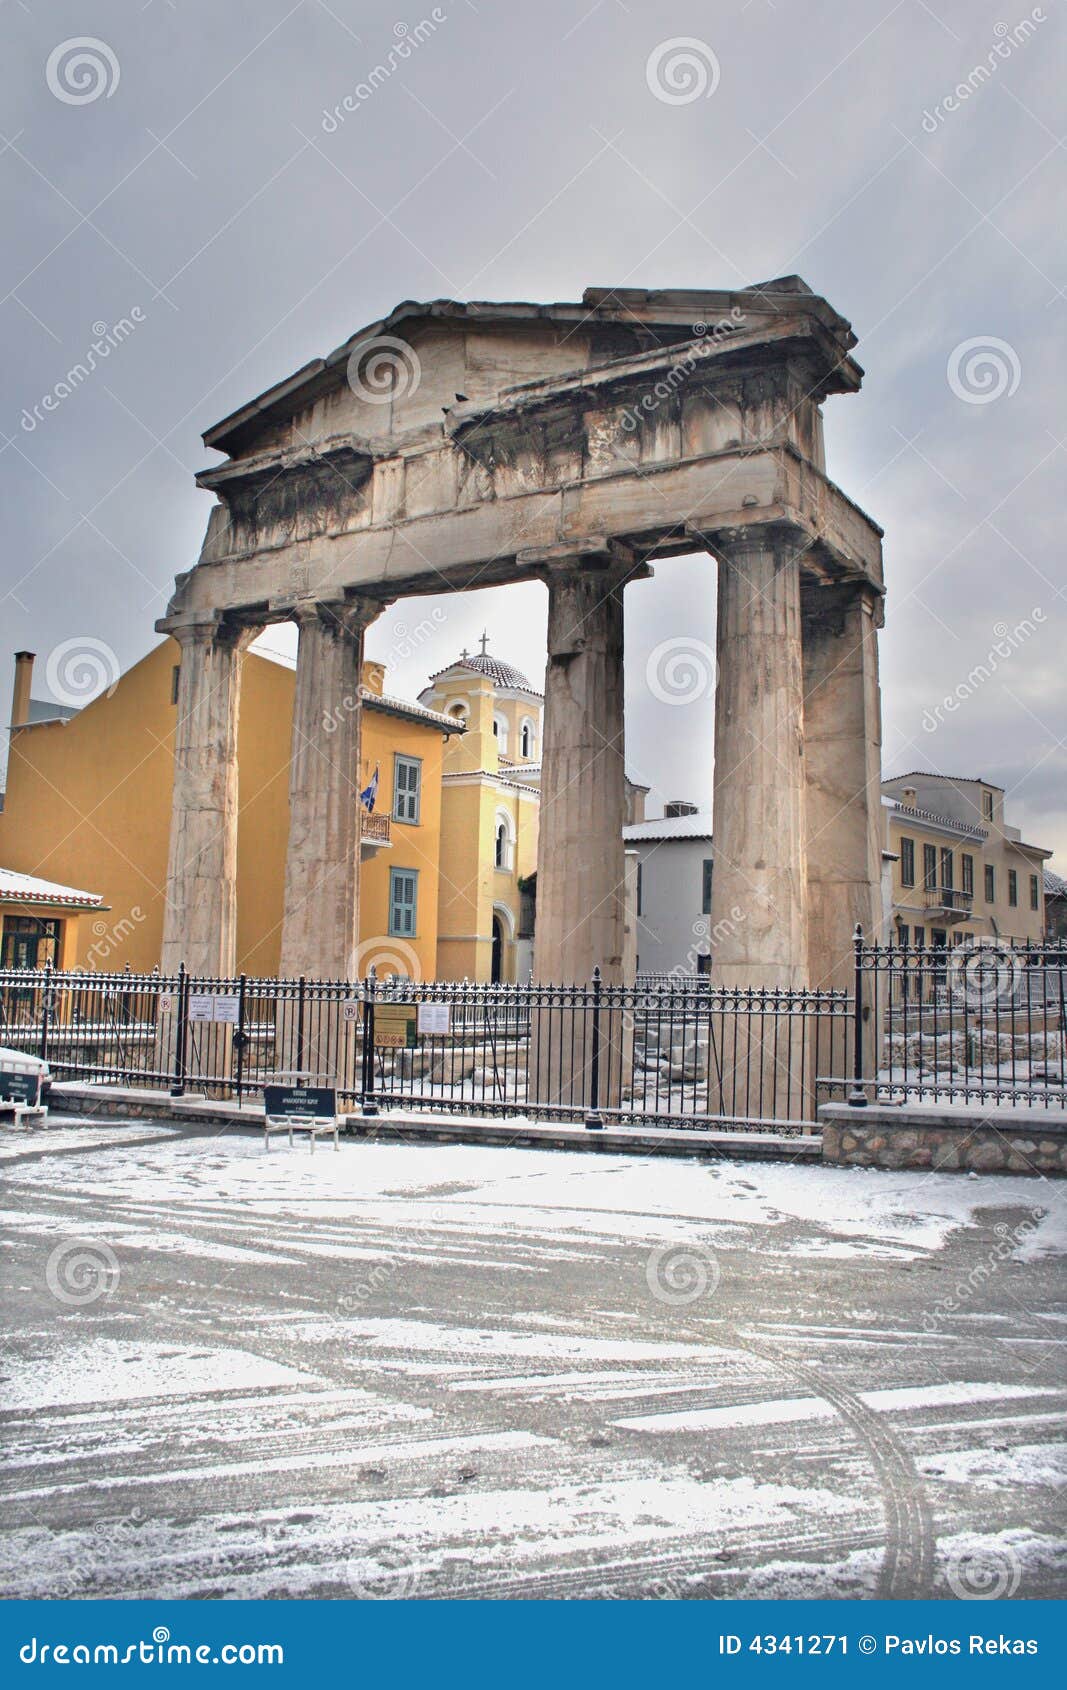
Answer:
[1044,868,1067,897]
[429,651,542,695]
[0,869,104,908]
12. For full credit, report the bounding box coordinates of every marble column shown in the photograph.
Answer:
[532,553,633,1114]
[706,527,809,1122]
[708,527,809,988]
[801,580,884,991]
[161,617,259,977]
[279,596,384,982]
[533,557,630,986]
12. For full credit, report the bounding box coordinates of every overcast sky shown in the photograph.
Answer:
[2,0,1064,865]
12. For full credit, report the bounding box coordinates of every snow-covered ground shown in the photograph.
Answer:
[0,1115,1064,1599]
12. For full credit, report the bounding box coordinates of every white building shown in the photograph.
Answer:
[623,803,714,977]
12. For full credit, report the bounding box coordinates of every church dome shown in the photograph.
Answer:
[431,638,541,695]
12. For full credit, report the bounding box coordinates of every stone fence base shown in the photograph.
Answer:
[820,1101,1067,1176]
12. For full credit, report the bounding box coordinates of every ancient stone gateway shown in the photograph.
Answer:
[158,277,884,1015]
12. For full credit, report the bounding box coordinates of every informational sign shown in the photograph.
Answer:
[187,993,240,1024]
[374,1003,417,1049]
[0,1069,41,1106]
[341,999,362,1024]
[417,1001,451,1037]
[263,1084,337,1120]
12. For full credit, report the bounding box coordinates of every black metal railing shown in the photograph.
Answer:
[2,935,1062,1129]
[851,933,1066,1109]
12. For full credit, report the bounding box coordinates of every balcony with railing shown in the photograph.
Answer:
[924,885,973,922]
[359,810,392,855]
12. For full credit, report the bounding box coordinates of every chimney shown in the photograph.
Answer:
[663,799,698,819]
[361,659,385,697]
[11,652,35,728]
[902,786,917,807]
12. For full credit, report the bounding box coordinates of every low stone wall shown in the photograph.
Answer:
[820,1101,1067,1175]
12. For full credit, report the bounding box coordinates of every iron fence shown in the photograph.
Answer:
[0,963,848,1133]
[2,935,1062,1130]
[857,934,1066,1109]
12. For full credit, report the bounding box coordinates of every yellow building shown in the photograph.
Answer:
[419,638,543,982]
[0,643,462,980]
[0,868,108,972]
[882,773,1050,953]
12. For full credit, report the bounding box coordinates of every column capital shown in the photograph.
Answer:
[280,593,390,634]
[518,536,653,582]
[159,612,262,653]
[691,515,815,569]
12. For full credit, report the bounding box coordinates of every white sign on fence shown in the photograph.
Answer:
[187,993,241,1024]
[417,1001,451,1036]
[341,999,362,1024]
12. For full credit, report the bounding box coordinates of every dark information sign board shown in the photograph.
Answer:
[263,1084,337,1120]
[0,1069,42,1106]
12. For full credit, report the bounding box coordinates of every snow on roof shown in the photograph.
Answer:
[1046,868,1067,897]
[0,868,105,909]
[624,813,713,841]
[884,772,1004,790]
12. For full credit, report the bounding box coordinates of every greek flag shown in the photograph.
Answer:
[360,765,379,813]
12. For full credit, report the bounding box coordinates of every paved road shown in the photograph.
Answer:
[1,1115,1064,1600]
